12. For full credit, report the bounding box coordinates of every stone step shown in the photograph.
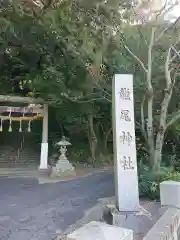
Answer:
[0,146,39,166]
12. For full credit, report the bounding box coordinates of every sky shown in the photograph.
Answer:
[136,0,180,22]
[139,0,180,21]
[161,0,180,20]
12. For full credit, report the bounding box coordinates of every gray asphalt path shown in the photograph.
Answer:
[0,171,114,240]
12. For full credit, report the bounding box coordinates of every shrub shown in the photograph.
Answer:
[69,142,89,164]
[138,166,180,200]
[172,156,180,172]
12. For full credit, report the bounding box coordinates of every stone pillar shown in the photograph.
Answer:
[112,74,139,211]
[173,231,178,240]
[39,103,48,169]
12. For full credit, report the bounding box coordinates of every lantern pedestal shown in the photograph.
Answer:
[51,157,75,177]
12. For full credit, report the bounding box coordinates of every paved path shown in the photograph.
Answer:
[0,171,114,240]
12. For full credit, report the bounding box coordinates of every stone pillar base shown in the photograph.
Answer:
[38,165,51,175]
[51,159,75,178]
[103,205,152,234]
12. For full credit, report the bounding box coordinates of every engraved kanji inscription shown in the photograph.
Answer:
[120,110,131,122]
[119,88,131,100]
[121,156,134,170]
[120,131,132,146]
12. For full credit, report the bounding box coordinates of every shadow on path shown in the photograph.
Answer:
[0,171,114,240]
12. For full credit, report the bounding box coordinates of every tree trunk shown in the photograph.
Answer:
[146,28,155,168]
[153,91,172,170]
[104,127,112,153]
[152,47,174,170]
[147,93,154,168]
[87,113,98,162]
[153,132,164,170]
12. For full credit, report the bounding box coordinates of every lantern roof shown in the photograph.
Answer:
[56,136,71,146]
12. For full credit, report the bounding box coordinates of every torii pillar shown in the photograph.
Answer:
[39,103,48,169]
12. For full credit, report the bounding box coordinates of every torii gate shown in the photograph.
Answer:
[0,95,48,169]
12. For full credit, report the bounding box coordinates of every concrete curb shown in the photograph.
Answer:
[0,167,113,185]
[38,167,113,184]
[57,197,115,239]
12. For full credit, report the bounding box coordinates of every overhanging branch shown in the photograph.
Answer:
[61,93,112,103]
[166,110,180,129]
[155,16,180,43]
[124,45,148,73]
[172,46,180,59]
[0,95,44,104]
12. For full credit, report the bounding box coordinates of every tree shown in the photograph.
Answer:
[120,1,180,170]
[0,0,134,163]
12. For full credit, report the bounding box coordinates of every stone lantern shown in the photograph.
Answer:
[51,136,75,177]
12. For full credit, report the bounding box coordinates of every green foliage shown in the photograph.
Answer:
[139,166,180,200]
[69,142,90,164]
[172,157,180,172]
[0,0,120,162]
[1,0,180,170]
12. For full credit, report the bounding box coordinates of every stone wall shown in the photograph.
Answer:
[143,208,180,240]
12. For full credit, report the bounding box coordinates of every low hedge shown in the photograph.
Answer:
[138,166,180,200]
